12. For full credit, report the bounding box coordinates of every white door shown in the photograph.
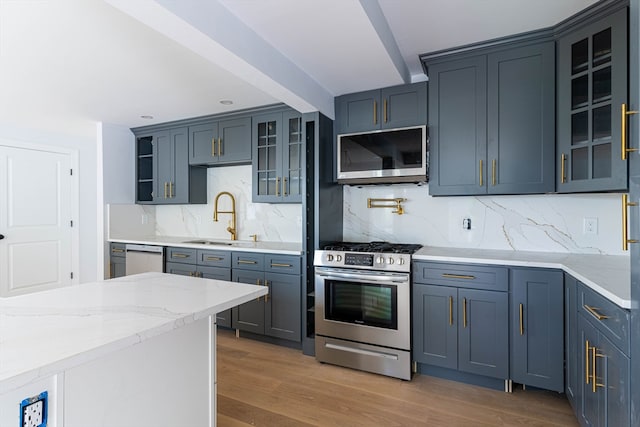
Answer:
[0,145,73,297]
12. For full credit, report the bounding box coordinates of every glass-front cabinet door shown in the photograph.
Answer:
[252,109,303,203]
[557,7,628,192]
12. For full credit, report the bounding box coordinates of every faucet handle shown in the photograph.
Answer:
[249,234,257,242]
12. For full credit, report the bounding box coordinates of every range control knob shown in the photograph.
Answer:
[336,255,343,262]
[398,258,406,265]
[326,254,334,262]
[388,257,395,265]
[376,256,385,264]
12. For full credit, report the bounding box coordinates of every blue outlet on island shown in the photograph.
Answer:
[20,391,47,427]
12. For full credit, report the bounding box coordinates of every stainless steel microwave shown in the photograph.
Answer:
[336,125,427,184]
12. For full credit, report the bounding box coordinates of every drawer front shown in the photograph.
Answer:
[413,261,508,292]
[165,261,197,276]
[110,243,126,258]
[265,254,301,275]
[197,249,231,268]
[232,252,265,271]
[199,265,231,281]
[578,283,630,355]
[166,247,197,264]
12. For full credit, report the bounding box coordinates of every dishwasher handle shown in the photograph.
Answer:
[125,244,164,254]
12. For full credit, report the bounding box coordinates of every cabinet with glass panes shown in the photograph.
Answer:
[557,7,628,192]
[252,108,304,203]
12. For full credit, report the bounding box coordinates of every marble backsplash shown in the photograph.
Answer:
[343,183,626,256]
[109,165,303,243]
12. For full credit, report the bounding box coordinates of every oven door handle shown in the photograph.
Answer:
[316,270,408,284]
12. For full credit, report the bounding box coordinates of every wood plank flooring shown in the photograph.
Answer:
[217,330,577,427]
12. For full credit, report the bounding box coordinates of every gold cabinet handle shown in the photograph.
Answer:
[237,259,257,265]
[492,159,496,186]
[622,194,639,250]
[561,153,567,183]
[169,181,174,198]
[383,99,388,123]
[275,177,280,196]
[110,262,114,278]
[270,263,292,268]
[283,177,288,197]
[373,100,378,125]
[172,253,189,259]
[463,298,467,328]
[519,303,524,336]
[591,345,597,393]
[218,137,222,156]
[479,159,484,186]
[206,256,223,261]
[265,279,269,303]
[112,248,124,253]
[211,137,215,157]
[585,340,590,385]
[256,279,262,301]
[164,182,168,198]
[449,296,453,326]
[622,103,639,160]
[442,273,475,280]
[584,304,610,320]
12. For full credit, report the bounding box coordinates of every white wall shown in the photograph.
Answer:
[0,124,100,282]
[99,123,135,278]
[344,183,626,255]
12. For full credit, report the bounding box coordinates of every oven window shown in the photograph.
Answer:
[325,279,397,329]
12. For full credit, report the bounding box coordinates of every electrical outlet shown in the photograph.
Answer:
[583,217,598,235]
[20,391,47,427]
[141,214,148,225]
[462,218,472,230]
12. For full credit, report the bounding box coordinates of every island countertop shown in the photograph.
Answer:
[0,272,267,394]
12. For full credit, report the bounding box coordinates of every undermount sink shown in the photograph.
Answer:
[182,239,233,246]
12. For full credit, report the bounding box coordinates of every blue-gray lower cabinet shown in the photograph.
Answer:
[577,283,630,427]
[109,243,126,279]
[509,268,564,392]
[412,262,509,381]
[232,252,302,342]
[565,274,580,412]
[413,284,458,370]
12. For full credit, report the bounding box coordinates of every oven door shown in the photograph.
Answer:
[315,267,410,350]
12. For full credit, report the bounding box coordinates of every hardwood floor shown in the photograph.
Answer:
[217,330,577,427]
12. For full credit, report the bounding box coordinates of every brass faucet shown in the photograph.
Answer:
[213,191,237,240]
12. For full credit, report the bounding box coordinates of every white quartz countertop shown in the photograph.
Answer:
[0,272,267,393]
[414,247,630,309]
[108,235,303,255]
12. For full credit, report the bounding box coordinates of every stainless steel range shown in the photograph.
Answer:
[314,241,422,380]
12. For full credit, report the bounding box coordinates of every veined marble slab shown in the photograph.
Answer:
[108,235,303,255]
[0,272,267,394]
[414,247,630,308]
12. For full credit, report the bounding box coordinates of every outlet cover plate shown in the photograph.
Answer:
[583,217,598,235]
[20,391,47,427]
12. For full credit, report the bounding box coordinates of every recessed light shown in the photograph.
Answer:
[219,100,233,105]
[140,115,154,119]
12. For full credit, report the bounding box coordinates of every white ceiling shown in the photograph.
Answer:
[0,0,599,139]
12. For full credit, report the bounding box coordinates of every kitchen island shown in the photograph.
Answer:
[0,272,267,427]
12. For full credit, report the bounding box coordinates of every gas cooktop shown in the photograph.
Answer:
[322,241,423,254]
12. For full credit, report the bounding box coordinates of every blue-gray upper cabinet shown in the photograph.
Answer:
[557,7,628,193]
[334,82,427,134]
[427,41,555,196]
[188,117,251,166]
[252,110,304,203]
[135,127,207,205]
[509,268,564,392]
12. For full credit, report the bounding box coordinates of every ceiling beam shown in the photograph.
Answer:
[105,0,335,118]
[358,0,410,83]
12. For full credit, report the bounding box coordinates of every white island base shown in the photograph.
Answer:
[0,272,267,427]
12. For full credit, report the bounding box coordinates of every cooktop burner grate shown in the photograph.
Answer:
[323,241,422,254]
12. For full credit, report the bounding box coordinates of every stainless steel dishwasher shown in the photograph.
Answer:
[125,244,164,275]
